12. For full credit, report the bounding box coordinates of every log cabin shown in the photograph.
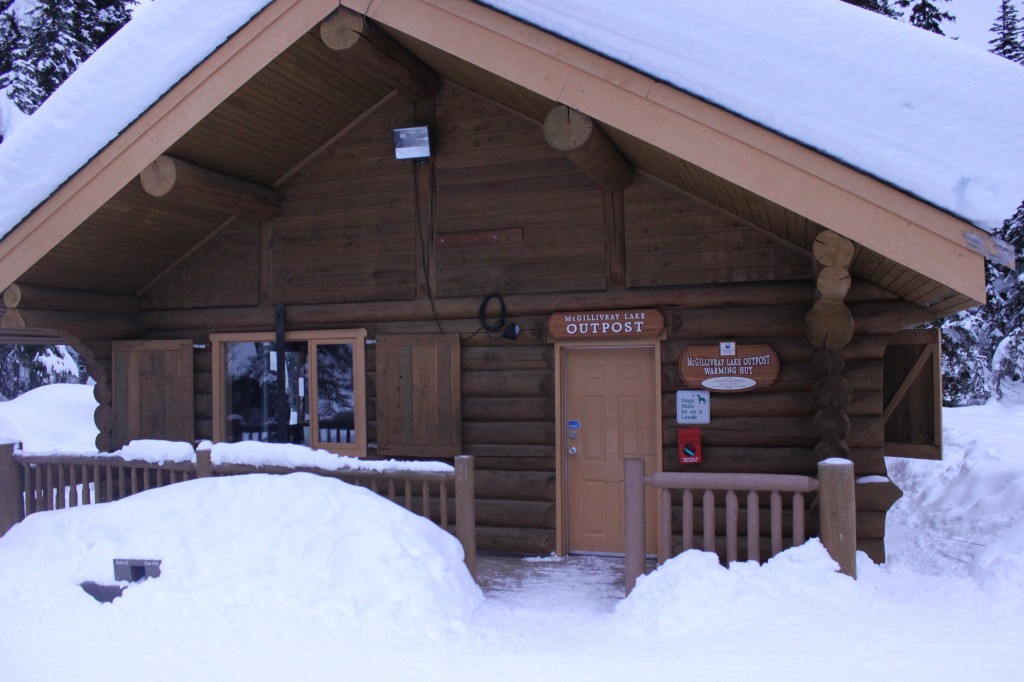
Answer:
[0,0,1020,562]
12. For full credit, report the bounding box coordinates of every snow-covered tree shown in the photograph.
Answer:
[941,200,1024,405]
[3,0,135,114]
[989,0,1024,65]
[896,0,955,35]
[0,344,85,400]
[841,0,903,19]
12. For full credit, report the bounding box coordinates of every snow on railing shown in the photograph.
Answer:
[0,439,476,578]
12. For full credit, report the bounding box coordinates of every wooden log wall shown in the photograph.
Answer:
[126,84,920,557]
[433,86,608,297]
[624,178,811,287]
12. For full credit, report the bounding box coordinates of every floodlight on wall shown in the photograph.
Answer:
[393,125,431,161]
[501,323,520,341]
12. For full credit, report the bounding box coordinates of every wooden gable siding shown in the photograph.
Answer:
[624,177,811,288]
[166,31,394,188]
[271,96,419,304]
[433,85,607,297]
[143,218,261,310]
[19,182,230,295]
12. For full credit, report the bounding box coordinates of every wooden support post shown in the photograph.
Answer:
[140,155,281,219]
[623,457,646,596]
[320,7,441,100]
[0,440,24,538]
[818,458,857,578]
[196,448,212,479]
[543,105,634,190]
[455,455,477,580]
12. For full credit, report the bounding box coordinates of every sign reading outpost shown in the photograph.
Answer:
[547,309,665,340]
[680,344,780,392]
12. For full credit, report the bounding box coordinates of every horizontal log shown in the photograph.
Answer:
[476,526,555,555]
[662,446,817,475]
[812,230,854,269]
[543,105,634,190]
[806,299,855,350]
[465,448,556,467]
[815,265,852,300]
[320,7,441,100]
[462,397,554,422]
[475,499,555,529]
[462,370,553,398]
[141,155,281,219]
[463,421,555,447]
[3,283,141,314]
[857,538,885,564]
[461,345,553,371]
[662,415,882,448]
[850,300,936,333]
[856,479,903,511]
[475,470,556,502]
[93,382,112,407]
[3,308,141,341]
[138,282,819,332]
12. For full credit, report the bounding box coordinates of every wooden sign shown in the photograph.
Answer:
[679,344,779,392]
[547,309,664,340]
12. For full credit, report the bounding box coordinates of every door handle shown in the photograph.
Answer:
[568,446,577,455]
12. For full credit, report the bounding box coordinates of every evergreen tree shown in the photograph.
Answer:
[988,0,1024,65]
[941,200,1024,405]
[896,0,955,36]
[4,0,135,114]
[841,0,904,19]
[0,2,18,90]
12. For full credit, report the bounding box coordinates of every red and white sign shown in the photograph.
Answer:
[678,427,702,464]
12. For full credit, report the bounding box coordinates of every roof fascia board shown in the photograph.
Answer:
[0,0,340,292]
[358,0,988,302]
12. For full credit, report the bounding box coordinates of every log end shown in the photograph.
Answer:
[543,105,593,151]
[140,155,178,198]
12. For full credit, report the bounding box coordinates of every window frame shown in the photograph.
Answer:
[210,329,367,456]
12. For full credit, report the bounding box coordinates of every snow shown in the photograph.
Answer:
[0,388,1022,679]
[0,383,98,452]
[481,0,1024,228]
[2,0,1023,246]
[0,0,271,235]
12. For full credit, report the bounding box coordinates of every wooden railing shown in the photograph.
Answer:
[0,440,476,578]
[623,458,856,594]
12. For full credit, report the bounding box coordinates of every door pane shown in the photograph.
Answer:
[224,341,308,444]
[315,343,356,445]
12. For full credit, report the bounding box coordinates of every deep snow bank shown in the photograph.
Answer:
[0,383,98,452]
[0,474,482,640]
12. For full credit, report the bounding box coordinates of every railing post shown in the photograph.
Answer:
[196,447,213,479]
[624,457,646,596]
[818,458,857,578]
[454,455,476,580]
[0,439,24,538]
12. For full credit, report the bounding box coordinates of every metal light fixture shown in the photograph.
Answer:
[392,125,431,160]
[501,322,520,341]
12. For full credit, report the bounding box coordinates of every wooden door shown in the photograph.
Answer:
[563,345,657,554]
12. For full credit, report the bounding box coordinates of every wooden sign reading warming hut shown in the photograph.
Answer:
[547,309,664,340]
[680,345,780,392]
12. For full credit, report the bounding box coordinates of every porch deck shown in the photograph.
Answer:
[477,553,654,611]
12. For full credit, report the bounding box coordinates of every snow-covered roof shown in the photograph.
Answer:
[0,0,1022,245]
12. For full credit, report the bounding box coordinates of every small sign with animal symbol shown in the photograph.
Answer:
[676,390,711,425]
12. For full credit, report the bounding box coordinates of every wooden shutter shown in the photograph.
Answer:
[882,328,941,459]
[112,340,194,449]
[376,334,461,457]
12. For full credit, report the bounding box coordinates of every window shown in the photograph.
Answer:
[211,330,366,456]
